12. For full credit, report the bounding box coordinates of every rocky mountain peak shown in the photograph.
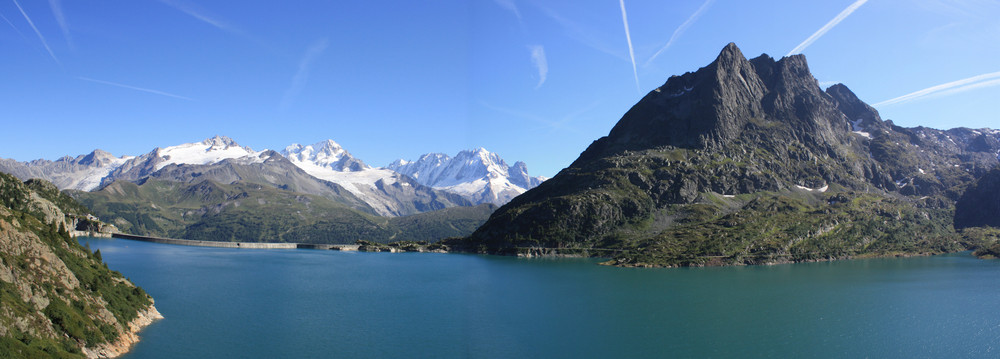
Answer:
[826,83,884,134]
[203,135,239,148]
[281,140,370,172]
[77,149,116,166]
[577,42,854,166]
[316,139,345,153]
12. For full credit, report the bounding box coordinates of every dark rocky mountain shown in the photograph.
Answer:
[453,43,1000,267]
[955,168,1000,229]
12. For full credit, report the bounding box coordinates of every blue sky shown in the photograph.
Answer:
[2,0,999,178]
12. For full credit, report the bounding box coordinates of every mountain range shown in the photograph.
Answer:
[0,137,544,244]
[0,136,545,216]
[449,43,1000,266]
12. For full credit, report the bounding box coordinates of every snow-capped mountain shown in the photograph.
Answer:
[386,148,546,205]
[99,136,264,188]
[282,140,369,172]
[154,135,264,170]
[0,149,133,191]
[281,140,470,216]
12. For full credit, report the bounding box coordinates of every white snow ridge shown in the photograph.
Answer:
[154,135,263,171]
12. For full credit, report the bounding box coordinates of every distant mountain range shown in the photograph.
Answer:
[0,136,545,216]
[0,136,544,243]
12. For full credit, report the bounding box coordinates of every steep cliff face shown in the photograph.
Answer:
[457,43,999,267]
[0,173,159,358]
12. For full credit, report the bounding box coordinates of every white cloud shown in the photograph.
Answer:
[281,39,330,108]
[644,0,714,67]
[528,45,548,89]
[874,71,1000,107]
[787,0,868,56]
[619,0,639,93]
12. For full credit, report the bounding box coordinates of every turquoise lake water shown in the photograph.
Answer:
[78,237,1000,358]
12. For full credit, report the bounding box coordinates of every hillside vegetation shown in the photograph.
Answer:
[72,178,494,244]
[0,172,157,358]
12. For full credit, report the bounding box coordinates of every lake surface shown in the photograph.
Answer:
[79,237,1000,358]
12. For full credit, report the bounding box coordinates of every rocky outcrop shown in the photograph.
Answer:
[83,304,163,359]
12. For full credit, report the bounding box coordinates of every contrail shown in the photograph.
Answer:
[493,0,521,19]
[78,77,194,101]
[874,71,1000,107]
[618,0,640,93]
[479,100,600,134]
[48,0,72,48]
[157,0,242,35]
[644,0,714,67]
[537,5,624,61]
[12,0,60,64]
[1,11,27,38]
[787,0,868,56]
[281,39,329,108]
[528,45,548,89]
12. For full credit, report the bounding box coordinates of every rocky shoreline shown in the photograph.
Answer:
[83,304,164,359]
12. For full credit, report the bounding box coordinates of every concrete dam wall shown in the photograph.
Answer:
[111,233,360,251]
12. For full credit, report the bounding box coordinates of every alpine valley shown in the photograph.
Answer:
[448,43,1000,267]
[0,137,544,244]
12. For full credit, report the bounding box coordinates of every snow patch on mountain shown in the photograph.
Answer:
[851,118,871,139]
[795,184,829,193]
